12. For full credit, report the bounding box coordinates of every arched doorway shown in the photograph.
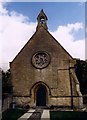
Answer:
[36,85,46,106]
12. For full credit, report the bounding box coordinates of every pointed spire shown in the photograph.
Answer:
[36,9,48,31]
[37,9,48,21]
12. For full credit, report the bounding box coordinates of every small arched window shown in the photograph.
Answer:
[40,16,45,24]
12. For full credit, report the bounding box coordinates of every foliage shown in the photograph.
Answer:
[75,60,87,94]
[50,111,87,120]
[2,69,12,99]
[2,108,28,120]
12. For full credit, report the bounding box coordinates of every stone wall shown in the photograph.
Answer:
[10,26,82,108]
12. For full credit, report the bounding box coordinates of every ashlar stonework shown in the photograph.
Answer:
[10,10,83,109]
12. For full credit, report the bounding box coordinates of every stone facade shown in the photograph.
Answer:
[10,10,83,109]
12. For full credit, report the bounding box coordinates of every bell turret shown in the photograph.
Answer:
[36,9,48,31]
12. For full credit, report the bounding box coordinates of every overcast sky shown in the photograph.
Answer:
[0,1,85,71]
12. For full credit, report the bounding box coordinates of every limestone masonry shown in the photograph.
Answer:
[10,10,83,109]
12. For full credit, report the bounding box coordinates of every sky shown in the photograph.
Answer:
[0,1,85,71]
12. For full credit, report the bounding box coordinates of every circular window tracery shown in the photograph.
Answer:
[32,52,50,69]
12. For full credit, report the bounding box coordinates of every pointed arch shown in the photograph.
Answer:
[29,81,51,96]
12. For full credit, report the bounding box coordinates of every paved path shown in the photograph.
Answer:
[18,108,50,120]
[18,109,35,120]
[41,110,50,120]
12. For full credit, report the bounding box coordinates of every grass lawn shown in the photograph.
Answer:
[50,111,87,120]
[2,108,28,120]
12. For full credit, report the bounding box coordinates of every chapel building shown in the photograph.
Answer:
[10,10,83,109]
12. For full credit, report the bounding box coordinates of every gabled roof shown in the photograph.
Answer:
[11,25,73,64]
[45,28,73,59]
